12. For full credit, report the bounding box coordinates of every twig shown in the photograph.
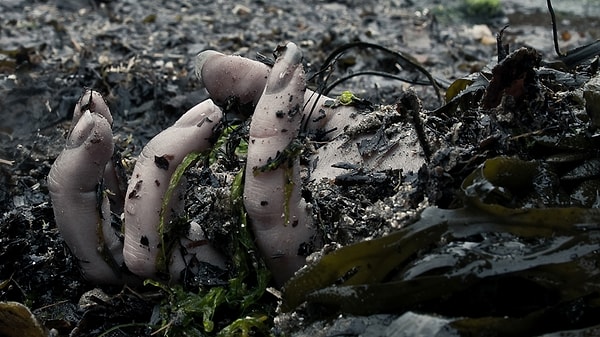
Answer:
[547,0,565,57]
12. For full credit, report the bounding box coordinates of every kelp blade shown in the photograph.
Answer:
[282,156,600,335]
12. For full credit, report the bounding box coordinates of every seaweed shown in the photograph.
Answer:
[141,126,271,336]
[282,156,600,335]
[146,167,271,337]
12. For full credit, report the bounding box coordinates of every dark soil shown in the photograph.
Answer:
[1,0,600,336]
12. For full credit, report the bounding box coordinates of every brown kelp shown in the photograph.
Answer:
[283,156,600,335]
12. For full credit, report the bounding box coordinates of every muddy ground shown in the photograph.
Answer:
[1,0,600,336]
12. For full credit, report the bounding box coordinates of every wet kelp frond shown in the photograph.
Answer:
[282,156,600,335]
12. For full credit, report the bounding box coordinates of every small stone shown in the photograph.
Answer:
[232,4,251,16]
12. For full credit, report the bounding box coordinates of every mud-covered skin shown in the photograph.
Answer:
[195,48,359,139]
[49,42,379,286]
[195,47,425,182]
[123,99,226,281]
[49,94,228,284]
[47,91,124,284]
[243,43,316,285]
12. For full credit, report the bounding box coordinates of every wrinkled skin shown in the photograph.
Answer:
[48,42,410,286]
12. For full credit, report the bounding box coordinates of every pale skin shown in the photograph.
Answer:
[48,42,381,286]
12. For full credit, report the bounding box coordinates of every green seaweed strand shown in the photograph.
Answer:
[156,151,202,276]
[229,168,271,310]
[253,138,303,174]
[148,168,271,336]
[253,138,303,225]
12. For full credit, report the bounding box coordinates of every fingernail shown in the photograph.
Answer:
[265,42,303,94]
[67,110,95,148]
[73,91,113,127]
[194,50,224,87]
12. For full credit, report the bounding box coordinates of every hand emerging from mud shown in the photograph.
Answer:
[48,42,418,287]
